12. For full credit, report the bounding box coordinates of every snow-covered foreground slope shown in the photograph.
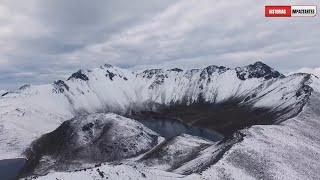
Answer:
[34,163,196,180]
[0,62,313,160]
[201,92,320,180]
[20,112,227,178]
[0,85,73,159]
[139,134,213,171]
[32,90,320,180]
[20,113,163,176]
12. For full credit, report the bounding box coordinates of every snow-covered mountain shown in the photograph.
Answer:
[27,91,320,179]
[20,113,163,176]
[0,62,314,158]
[0,63,314,156]
[0,61,320,179]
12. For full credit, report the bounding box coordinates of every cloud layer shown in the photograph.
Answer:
[293,67,320,77]
[0,0,319,89]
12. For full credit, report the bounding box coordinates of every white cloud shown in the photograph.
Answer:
[293,67,320,77]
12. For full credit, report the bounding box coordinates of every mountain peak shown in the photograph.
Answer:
[252,61,267,66]
[167,68,183,72]
[53,80,69,93]
[204,65,229,74]
[100,63,113,69]
[235,61,284,80]
[104,63,113,68]
[140,69,164,79]
[67,70,89,81]
[199,65,229,80]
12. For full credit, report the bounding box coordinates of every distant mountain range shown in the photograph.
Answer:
[0,62,320,179]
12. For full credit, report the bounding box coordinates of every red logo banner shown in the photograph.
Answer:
[265,6,292,17]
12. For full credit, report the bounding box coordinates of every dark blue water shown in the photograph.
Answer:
[0,158,26,180]
[139,118,223,141]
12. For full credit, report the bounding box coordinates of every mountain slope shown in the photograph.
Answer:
[201,91,320,180]
[0,62,313,159]
[31,92,320,180]
[20,113,163,176]
[0,62,319,179]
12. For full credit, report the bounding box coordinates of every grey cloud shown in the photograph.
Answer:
[0,0,319,89]
[0,0,173,89]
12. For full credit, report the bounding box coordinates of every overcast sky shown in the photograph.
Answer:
[0,0,319,89]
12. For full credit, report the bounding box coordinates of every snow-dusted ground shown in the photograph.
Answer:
[0,85,73,159]
[32,91,320,180]
[202,92,320,180]
[140,134,213,171]
[21,113,164,176]
[33,163,196,180]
